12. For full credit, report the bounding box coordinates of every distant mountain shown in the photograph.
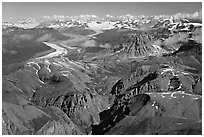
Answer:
[3,12,201,30]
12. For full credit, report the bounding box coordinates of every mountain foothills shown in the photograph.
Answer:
[2,12,202,135]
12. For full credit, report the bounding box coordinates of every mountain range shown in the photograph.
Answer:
[2,11,202,135]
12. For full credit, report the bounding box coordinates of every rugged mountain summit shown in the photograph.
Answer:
[3,12,201,30]
[2,11,202,135]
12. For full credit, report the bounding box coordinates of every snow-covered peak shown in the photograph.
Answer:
[3,11,201,30]
[172,11,201,20]
[106,14,114,18]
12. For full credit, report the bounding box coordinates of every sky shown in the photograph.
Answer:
[2,2,202,21]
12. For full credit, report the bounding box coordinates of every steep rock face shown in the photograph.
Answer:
[2,90,83,135]
[89,64,158,134]
[35,106,84,135]
[33,91,110,128]
[91,93,150,135]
